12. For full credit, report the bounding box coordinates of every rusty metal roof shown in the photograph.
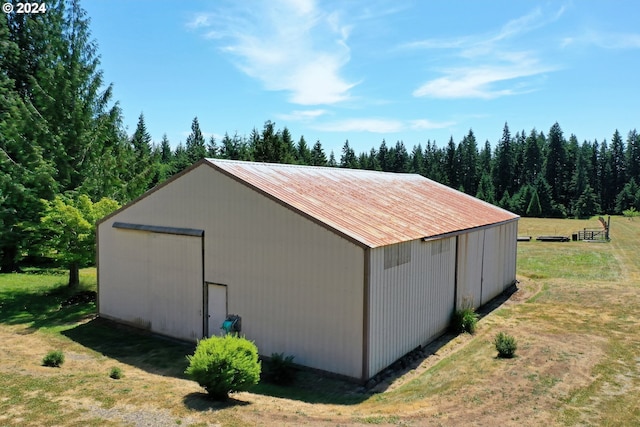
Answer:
[206,159,519,248]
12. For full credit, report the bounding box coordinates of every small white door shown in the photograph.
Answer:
[208,284,227,337]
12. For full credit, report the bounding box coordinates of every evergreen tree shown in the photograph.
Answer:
[185,116,206,164]
[573,184,601,218]
[391,141,409,173]
[543,122,567,209]
[526,189,542,217]
[206,136,218,158]
[615,179,640,213]
[475,172,496,204]
[597,140,615,212]
[410,144,425,175]
[159,134,172,164]
[126,113,154,199]
[173,142,190,172]
[310,140,327,166]
[328,151,337,167]
[610,130,626,197]
[444,137,458,188]
[625,129,640,183]
[296,135,312,165]
[377,140,389,171]
[459,129,479,195]
[281,127,296,163]
[478,140,492,177]
[340,140,358,168]
[493,122,515,198]
[522,129,543,185]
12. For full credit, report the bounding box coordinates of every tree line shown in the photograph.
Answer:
[154,116,640,221]
[2,1,639,279]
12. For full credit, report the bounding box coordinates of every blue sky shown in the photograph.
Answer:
[83,0,640,156]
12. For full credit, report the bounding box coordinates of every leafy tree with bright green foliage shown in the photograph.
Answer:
[39,194,119,287]
[185,334,261,400]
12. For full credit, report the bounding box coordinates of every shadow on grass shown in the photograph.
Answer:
[183,392,252,411]
[0,282,96,332]
[62,318,194,378]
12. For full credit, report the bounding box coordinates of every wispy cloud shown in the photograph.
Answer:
[277,109,329,121]
[189,1,356,106]
[408,7,563,100]
[562,31,640,49]
[315,117,454,133]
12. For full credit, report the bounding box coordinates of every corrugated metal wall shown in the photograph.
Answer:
[99,164,364,379]
[456,220,518,309]
[367,237,456,378]
[98,230,203,341]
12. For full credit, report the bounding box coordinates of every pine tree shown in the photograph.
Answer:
[281,127,296,163]
[522,129,543,185]
[526,189,542,217]
[411,144,425,175]
[459,129,479,195]
[328,151,337,167]
[340,140,358,168]
[543,122,567,209]
[206,136,218,158]
[377,140,389,171]
[475,172,496,204]
[126,113,154,199]
[493,122,515,198]
[296,136,312,165]
[625,129,640,183]
[610,130,626,197]
[185,117,206,164]
[310,140,327,166]
[444,137,459,188]
[391,141,409,173]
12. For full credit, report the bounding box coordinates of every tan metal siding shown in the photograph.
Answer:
[98,229,203,341]
[99,164,364,378]
[481,222,518,305]
[367,238,456,378]
[455,231,484,309]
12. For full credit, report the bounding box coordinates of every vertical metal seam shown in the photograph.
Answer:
[454,235,459,311]
[202,233,206,338]
[362,247,370,382]
[480,230,486,305]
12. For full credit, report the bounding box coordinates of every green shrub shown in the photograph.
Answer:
[494,332,518,358]
[264,352,297,385]
[185,334,261,400]
[109,366,123,379]
[42,350,65,367]
[451,307,479,334]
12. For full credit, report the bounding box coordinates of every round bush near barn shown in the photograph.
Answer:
[185,334,261,400]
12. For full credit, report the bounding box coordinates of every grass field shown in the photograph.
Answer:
[1,216,639,426]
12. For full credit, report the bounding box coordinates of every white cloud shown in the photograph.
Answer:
[408,7,562,100]
[413,59,555,99]
[409,119,455,130]
[563,31,640,49]
[193,1,356,106]
[187,13,213,29]
[278,109,329,121]
[315,117,454,133]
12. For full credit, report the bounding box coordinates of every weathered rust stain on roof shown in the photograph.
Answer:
[207,159,519,248]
